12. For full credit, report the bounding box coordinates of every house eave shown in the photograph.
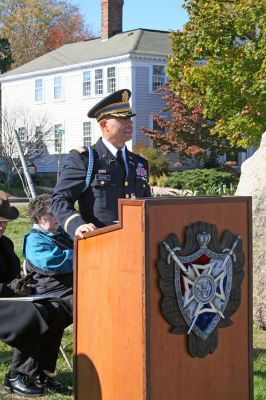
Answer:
[0,52,169,83]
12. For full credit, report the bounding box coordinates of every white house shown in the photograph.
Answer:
[0,0,255,174]
[0,0,171,173]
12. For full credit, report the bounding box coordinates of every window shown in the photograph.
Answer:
[18,127,26,144]
[83,71,91,96]
[54,76,62,100]
[83,122,92,147]
[151,65,167,92]
[54,124,63,152]
[35,79,43,102]
[95,69,103,95]
[107,67,116,93]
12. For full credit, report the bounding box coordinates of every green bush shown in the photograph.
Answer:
[134,146,170,177]
[162,168,239,194]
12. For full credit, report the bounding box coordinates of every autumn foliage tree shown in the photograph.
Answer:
[0,0,94,68]
[44,3,93,52]
[142,86,229,167]
[167,0,266,148]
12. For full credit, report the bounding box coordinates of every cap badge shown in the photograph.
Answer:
[122,90,129,103]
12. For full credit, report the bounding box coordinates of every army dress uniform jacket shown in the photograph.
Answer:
[52,138,151,238]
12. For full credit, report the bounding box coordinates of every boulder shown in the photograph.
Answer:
[235,132,266,329]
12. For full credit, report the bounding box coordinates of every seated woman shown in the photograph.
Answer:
[0,191,70,397]
[23,194,73,315]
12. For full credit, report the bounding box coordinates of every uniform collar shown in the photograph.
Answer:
[102,137,126,159]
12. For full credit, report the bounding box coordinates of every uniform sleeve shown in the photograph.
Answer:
[52,150,88,238]
[142,158,152,197]
[25,233,73,274]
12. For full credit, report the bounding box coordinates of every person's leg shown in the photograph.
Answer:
[31,301,72,393]
[10,347,39,378]
[38,299,72,372]
[4,348,44,397]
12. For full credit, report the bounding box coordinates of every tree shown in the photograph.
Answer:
[0,107,53,190]
[167,0,266,148]
[44,4,92,52]
[0,38,13,73]
[0,0,94,68]
[142,86,229,167]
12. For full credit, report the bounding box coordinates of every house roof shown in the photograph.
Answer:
[2,29,172,78]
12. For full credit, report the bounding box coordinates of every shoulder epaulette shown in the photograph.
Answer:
[132,151,148,162]
[71,147,87,153]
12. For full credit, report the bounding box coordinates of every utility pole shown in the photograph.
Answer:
[14,129,37,199]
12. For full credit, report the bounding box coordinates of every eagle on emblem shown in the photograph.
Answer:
[157,221,244,358]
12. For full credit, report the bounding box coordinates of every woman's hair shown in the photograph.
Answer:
[28,194,51,223]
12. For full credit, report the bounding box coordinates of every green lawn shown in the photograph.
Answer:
[1,205,265,399]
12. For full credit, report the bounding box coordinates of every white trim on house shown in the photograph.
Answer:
[0,54,169,84]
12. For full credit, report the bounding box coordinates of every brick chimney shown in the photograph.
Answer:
[101,0,124,39]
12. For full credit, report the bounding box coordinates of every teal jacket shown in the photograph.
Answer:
[23,225,73,274]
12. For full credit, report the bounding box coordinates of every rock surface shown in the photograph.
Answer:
[235,132,266,329]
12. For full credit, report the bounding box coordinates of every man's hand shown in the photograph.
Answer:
[75,223,97,239]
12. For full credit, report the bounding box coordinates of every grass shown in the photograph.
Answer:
[1,206,266,399]
[253,323,266,400]
[0,328,73,399]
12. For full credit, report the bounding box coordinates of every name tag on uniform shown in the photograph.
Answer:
[95,174,111,181]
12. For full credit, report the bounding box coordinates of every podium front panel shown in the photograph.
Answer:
[145,197,252,400]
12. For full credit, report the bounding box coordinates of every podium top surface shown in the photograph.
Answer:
[75,195,252,242]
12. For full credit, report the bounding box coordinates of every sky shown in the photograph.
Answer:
[73,0,189,36]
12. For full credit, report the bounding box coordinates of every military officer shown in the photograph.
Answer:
[52,89,151,239]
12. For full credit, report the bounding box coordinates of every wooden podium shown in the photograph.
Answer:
[73,197,253,400]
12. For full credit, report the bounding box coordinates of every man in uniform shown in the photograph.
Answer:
[52,89,151,239]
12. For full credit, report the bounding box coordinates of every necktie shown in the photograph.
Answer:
[116,149,126,180]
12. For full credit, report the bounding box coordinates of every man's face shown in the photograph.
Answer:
[99,117,133,148]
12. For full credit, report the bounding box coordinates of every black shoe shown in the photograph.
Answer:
[33,371,65,393]
[4,372,44,397]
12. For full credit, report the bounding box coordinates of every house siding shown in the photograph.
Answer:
[133,63,166,148]
[1,58,135,172]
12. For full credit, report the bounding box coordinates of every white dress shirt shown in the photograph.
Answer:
[102,137,128,174]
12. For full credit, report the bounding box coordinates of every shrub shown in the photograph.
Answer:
[162,168,238,194]
[134,146,171,177]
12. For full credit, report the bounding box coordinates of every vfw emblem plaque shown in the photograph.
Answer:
[157,221,244,358]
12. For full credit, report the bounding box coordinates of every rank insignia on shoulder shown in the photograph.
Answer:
[71,146,87,153]
[136,162,148,180]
